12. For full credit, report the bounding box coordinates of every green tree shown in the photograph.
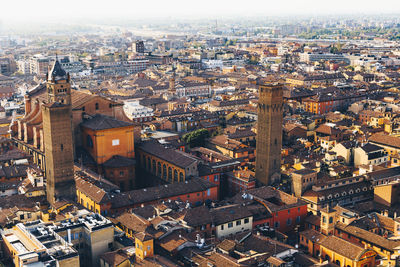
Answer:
[182,129,210,148]
[330,46,339,54]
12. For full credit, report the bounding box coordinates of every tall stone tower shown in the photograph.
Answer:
[255,82,283,185]
[42,59,75,205]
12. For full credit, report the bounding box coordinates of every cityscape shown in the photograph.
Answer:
[1,1,400,266]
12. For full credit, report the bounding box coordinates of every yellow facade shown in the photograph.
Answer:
[135,236,154,260]
[25,189,46,197]
[77,189,103,214]
[58,256,80,267]
[369,116,384,128]
[320,246,376,267]
[212,143,249,159]
[138,151,186,183]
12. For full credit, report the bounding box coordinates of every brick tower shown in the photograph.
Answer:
[255,82,283,185]
[42,59,75,205]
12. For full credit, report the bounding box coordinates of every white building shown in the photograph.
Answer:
[175,81,211,98]
[29,54,50,75]
[354,143,389,167]
[211,86,236,95]
[300,52,348,63]
[16,60,30,74]
[202,59,223,69]
[124,100,154,123]
[212,205,253,239]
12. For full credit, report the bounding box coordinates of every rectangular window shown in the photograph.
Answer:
[244,218,249,224]
[112,139,120,146]
[207,189,210,196]
[220,225,224,230]
[228,222,233,228]
[236,220,241,226]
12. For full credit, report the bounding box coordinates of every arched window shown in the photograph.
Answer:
[157,162,161,176]
[335,260,340,266]
[324,255,330,261]
[163,164,167,179]
[86,135,93,148]
[179,172,184,181]
[168,167,172,182]
[174,170,178,182]
[95,103,99,110]
[152,160,156,174]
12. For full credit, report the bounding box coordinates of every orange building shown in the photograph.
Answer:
[319,236,377,267]
[248,187,308,233]
[81,114,135,190]
[207,135,255,164]
[301,230,378,267]
[299,228,325,256]
[75,173,218,215]
[303,96,335,115]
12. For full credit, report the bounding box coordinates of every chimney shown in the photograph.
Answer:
[384,210,389,217]
[24,95,31,115]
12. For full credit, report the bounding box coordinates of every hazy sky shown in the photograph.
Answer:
[1,0,400,22]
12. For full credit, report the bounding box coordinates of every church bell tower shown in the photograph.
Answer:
[42,58,75,205]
